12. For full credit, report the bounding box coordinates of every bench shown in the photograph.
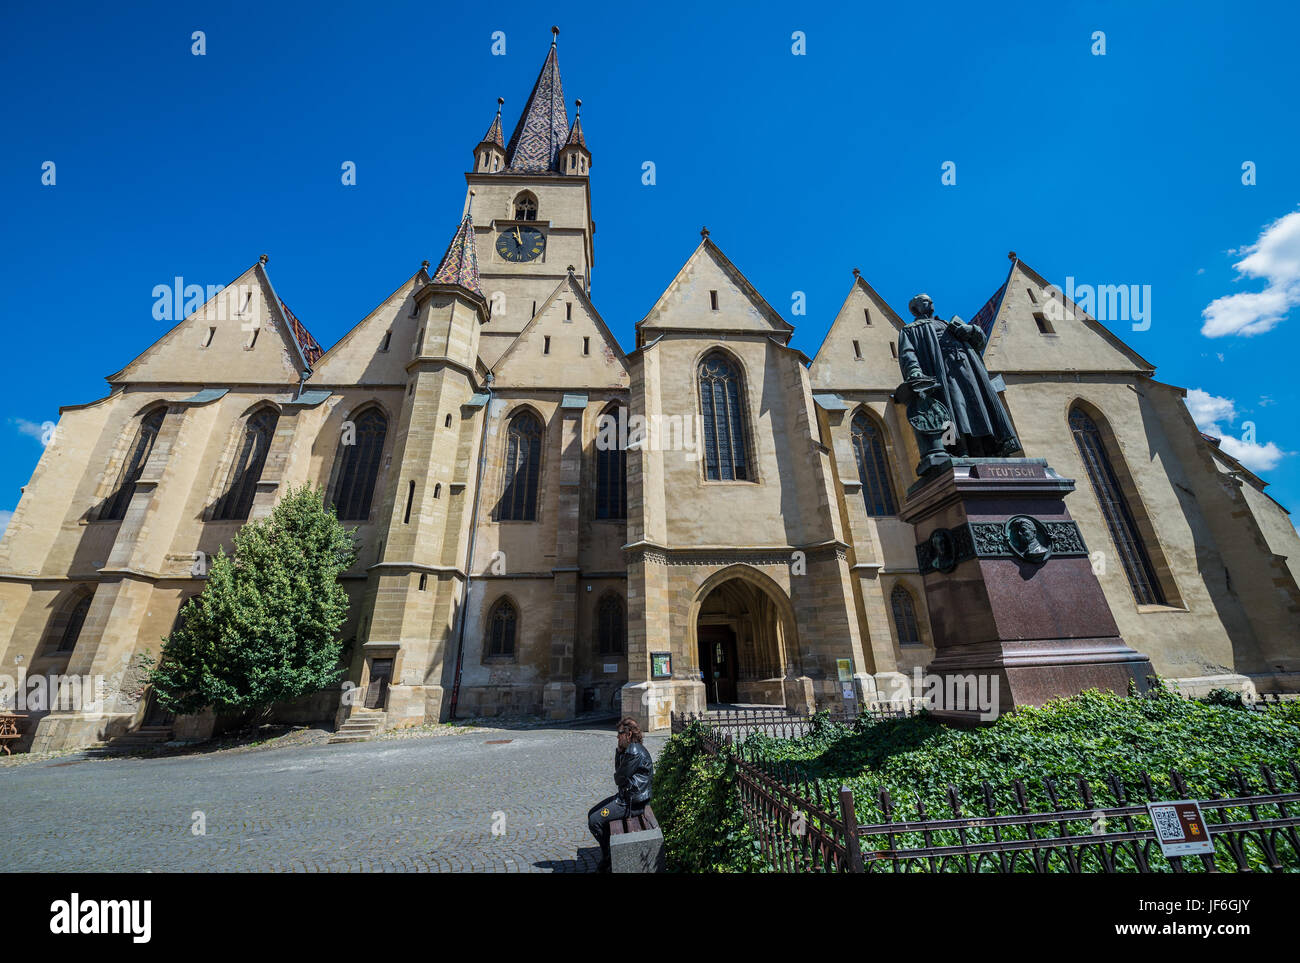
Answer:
[0,713,25,756]
[609,804,664,873]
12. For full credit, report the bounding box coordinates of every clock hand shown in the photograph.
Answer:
[514,226,522,246]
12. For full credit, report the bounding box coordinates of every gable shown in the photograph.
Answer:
[636,239,794,342]
[809,276,908,391]
[490,275,629,390]
[109,260,315,386]
[982,261,1155,374]
[309,269,428,386]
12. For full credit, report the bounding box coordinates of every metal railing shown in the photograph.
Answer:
[684,721,1300,873]
[670,703,917,743]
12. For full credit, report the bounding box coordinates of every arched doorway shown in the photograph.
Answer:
[693,568,796,707]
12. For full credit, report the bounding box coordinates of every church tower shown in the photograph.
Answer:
[353,206,489,729]
[468,27,595,367]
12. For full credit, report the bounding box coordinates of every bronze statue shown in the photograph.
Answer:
[895,293,1020,475]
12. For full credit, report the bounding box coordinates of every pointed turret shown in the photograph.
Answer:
[474,97,506,173]
[429,202,484,302]
[504,27,570,173]
[558,98,591,175]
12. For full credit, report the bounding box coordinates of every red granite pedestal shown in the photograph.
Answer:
[899,458,1155,723]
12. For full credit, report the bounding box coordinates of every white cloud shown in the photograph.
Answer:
[10,415,47,441]
[1218,434,1287,473]
[1185,388,1288,473]
[1185,388,1235,428]
[1201,209,1300,337]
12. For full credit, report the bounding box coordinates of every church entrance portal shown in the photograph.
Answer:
[694,571,792,708]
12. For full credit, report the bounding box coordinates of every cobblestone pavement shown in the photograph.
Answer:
[0,723,667,872]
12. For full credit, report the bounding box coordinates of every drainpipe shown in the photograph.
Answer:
[448,372,494,720]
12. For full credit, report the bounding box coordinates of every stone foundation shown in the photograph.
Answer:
[30,711,135,752]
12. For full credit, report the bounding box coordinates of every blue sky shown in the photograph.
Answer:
[2,0,1298,525]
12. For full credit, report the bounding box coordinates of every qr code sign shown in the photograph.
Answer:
[1151,805,1184,842]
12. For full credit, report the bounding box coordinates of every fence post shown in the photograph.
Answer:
[839,786,864,873]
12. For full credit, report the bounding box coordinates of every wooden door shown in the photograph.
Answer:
[697,625,738,704]
[365,658,393,709]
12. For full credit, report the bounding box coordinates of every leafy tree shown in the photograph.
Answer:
[145,484,356,721]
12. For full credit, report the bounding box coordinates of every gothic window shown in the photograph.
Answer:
[514,191,538,220]
[699,353,751,481]
[101,408,166,521]
[1069,406,1165,606]
[595,405,627,520]
[486,597,518,658]
[56,593,93,653]
[499,411,543,521]
[890,585,921,646]
[597,593,625,655]
[329,407,387,521]
[213,408,278,521]
[852,410,897,516]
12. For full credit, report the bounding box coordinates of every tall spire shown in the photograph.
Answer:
[558,97,591,175]
[430,198,483,300]
[504,28,569,173]
[564,98,586,148]
[481,97,505,148]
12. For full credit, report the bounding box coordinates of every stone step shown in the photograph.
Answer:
[111,728,174,744]
[327,711,388,744]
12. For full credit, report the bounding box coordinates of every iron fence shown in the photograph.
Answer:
[683,721,1300,873]
[670,703,917,743]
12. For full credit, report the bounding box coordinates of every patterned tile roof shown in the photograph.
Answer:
[969,281,1007,348]
[279,298,324,365]
[431,214,484,299]
[480,103,504,148]
[504,44,569,172]
[564,113,586,149]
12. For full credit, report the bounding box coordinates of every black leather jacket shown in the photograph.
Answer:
[615,741,654,808]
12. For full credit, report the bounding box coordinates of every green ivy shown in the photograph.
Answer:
[655,687,1300,872]
[652,723,767,873]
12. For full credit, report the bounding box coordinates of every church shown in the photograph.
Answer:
[3,36,1298,751]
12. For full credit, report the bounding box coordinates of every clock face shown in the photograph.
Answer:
[496,226,545,262]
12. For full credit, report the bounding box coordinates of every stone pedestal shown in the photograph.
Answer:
[782,675,816,716]
[899,458,1154,723]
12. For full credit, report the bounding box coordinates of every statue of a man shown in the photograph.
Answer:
[896,293,1020,474]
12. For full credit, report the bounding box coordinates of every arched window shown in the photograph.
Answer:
[513,191,538,220]
[214,408,278,521]
[101,408,166,521]
[890,585,922,646]
[699,353,751,481]
[486,597,518,658]
[595,405,627,520]
[597,593,625,654]
[329,407,387,521]
[56,593,93,653]
[852,410,897,516]
[499,410,543,521]
[1069,407,1165,605]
